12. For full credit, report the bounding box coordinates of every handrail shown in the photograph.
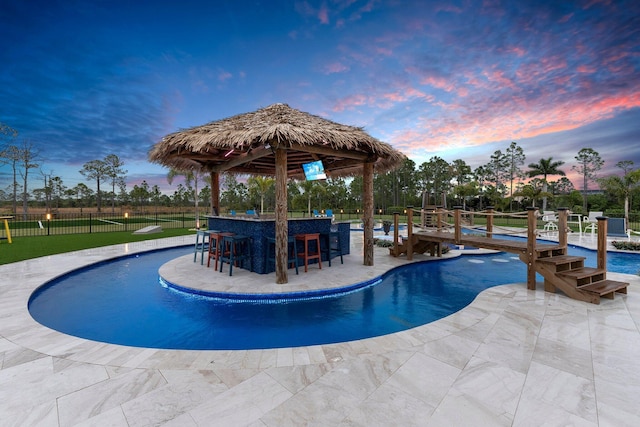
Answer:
[402,206,610,292]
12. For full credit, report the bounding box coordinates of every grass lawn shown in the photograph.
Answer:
[0,228,194,265]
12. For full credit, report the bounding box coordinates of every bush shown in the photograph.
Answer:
[374,238,393,247]
[611,240,640,251]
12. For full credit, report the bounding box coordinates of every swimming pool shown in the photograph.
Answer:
[28,243,639,350]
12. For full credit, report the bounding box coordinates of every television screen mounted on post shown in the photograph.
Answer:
[302,160,327,181]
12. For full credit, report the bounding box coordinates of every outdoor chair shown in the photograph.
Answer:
[541,211,558,231]
[607,218,630,239]
[583,211,603,234]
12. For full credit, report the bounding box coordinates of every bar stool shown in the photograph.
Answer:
[207,232,233,270]
[295,233,322,272]
[264,236,299,275]
[219,234,252,276]
[322,231,344,266]
[193,229,216,264]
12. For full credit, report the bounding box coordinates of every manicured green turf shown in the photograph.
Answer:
[0,228,194,265]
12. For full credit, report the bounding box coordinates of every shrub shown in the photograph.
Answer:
[611,240,640,251]
[374,238,393,247]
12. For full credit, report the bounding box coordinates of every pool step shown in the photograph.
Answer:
[534,254,629,304]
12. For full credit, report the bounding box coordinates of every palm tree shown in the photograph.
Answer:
[527,157,565,211]
[247,175,274,214]
[167,168,204,228]
[598,161,640,226]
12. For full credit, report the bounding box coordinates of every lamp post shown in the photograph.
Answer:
[46,213,51,236]
[124,212,128,231]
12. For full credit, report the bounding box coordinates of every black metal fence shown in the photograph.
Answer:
[1,209,636,240]
[0,212,198,238]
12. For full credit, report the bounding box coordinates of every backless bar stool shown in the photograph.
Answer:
[219,234,252,276]
[194,229,214,264]
[295,233,322,272]
[207,232,233,270]
[264,236,299,274]
[322,230,344,266]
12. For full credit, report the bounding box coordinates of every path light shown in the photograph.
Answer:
[46,213,51,236]
[124,212,128,232]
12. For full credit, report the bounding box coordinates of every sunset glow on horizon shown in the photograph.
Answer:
[1,0,639,193]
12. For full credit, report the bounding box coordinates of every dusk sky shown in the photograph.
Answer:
[1,0,639,196]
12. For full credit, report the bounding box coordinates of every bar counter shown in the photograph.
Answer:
[206,215,350,274]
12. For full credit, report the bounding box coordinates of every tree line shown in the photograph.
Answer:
[2,121,639,224]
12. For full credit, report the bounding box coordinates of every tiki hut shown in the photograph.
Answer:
[149,103,405,283]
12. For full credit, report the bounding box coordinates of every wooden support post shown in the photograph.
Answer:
[210,171,220,216]
[363,162,374,266]
[392,212,400,257]
[454,206,462,244]
[274,148,288,284]
[557,208,568,250]
[486,206,494,238]
[597,216,608,270]
[406,206,414,261]
[526,207,538,290]
[436,207,443,232]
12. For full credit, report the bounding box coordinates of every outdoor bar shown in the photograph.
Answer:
[149,103,405,284]
[206,215,350,274]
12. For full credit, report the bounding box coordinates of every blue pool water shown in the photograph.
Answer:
[28,243,639,350]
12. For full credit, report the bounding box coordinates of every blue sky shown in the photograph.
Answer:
[1,0,639,196]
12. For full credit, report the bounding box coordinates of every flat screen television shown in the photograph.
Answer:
[302,160,327,181]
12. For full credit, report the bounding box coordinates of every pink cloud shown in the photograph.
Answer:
[318,3,329,24]
[332,93,371,112]
[391,89,640,162]
[323,62,350,74]
[218,71,232,82]
[420,76,457,93]
[577,65,596,73]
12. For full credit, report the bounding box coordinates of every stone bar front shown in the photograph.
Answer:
[206,215,350,274]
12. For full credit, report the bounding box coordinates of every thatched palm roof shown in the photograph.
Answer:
[149,103,405,178]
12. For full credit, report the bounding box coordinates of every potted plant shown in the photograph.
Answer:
[382,220,392,235]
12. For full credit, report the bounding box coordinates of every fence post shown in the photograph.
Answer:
[406,206,414,261]
[454,206,462,244]
[557,207,568,250]
[526,207,538,290]
[89,213,92,234]
[597,216,608,270]
[485,206,494,238]
[392,212,400,257]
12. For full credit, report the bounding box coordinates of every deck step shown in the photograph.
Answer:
[579,280,629,297]
[536,246,566,258]
[536,255,585,266]
[557,267,604,279]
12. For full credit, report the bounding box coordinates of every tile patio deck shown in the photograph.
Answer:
[1,229,640,426]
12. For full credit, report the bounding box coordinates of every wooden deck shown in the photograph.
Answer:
[390,208,629,304]
[411,230,561,255]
